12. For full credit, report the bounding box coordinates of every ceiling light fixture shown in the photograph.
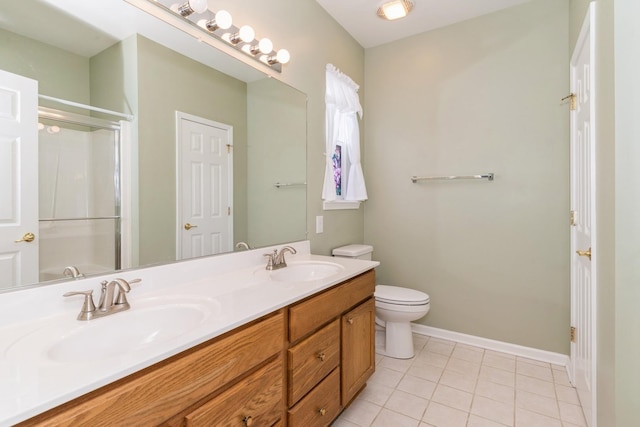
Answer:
[377,0,414,21]
[134,0,290,72]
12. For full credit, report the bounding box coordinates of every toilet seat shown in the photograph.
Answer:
[375,285,430,306]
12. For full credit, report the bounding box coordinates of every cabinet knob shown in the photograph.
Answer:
[319,408,327,416]
[242,415,254,426]
[317,352,326,361]
[347,317,354,325]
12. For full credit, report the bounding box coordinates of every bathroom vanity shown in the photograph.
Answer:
[0,242,378,426]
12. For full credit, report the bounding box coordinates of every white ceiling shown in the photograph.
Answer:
[315,0,531,48]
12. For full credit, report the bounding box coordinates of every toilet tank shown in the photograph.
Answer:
[332,244,374,260]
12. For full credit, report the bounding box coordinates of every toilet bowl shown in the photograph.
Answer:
[375,285,430,359]
[332,244,431,359]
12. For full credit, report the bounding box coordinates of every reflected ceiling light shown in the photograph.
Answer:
[197,9,232,31]
[47,125,61,134]
[172,0,207,17]
[248,37,273,55]
[38,123,45,131]
[267,49,290,65]
[229,25,255,44]
[377,0,413,21]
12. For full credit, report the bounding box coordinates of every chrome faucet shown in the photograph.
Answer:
[235,241,252,251]
[264,246,297,270]
[63,265,84,279]
[64,278,141,321]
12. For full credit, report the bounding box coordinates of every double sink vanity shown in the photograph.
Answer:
[0,241,378,426]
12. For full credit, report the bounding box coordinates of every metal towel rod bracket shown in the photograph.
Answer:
[411,173,494,183]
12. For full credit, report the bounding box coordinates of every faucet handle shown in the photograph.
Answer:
[63,290,96,320]
[263,249,277,270]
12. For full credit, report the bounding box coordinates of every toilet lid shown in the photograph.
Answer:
[375,285,430,305]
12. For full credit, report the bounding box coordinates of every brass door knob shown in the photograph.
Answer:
[576,247,592,261]
[184,223,198,231]
[242,415,253,426]
[15,232,35,243]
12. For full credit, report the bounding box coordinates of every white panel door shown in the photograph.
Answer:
[0,69,38,289]
[570,4,596,427]
[177,113,233,259]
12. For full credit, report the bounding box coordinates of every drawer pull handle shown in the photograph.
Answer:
[317,352,326,361]
[242,415,254,426]
[319,408,327,416]
[347,317,354,325]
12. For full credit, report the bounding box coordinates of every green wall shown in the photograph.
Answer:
[364,0,570,353]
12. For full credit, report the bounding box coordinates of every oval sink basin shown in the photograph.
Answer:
[6,296,220,364]
[269,261,344,282]
[47,304,210,363]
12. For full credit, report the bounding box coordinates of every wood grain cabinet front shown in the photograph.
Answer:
[287,368,341,427]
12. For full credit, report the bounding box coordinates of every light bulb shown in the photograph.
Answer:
[38,122,44,131]
[215,10,232,30]
[258,38,273,54]
[276,49,290,64]
[238,25,255,43]
[176,0,207,17]
[47,126,60,134]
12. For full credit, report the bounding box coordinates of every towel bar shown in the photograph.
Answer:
[411,173,494,183]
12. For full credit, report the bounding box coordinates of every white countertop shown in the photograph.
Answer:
[0,241,378,426]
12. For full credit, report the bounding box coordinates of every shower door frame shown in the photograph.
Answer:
[38,107,124,272]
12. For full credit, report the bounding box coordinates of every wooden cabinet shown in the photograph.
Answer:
[287,270,375,426]
[18,268,376,427]
[342,298,375,405]
[18,311,285,427]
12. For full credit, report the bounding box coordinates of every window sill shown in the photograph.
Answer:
[323,200,361,210]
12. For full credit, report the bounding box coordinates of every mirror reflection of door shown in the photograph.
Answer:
[176,112,233,260]
[0,69,39,290]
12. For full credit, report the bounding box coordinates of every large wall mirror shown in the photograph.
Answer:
[0,0,307,291]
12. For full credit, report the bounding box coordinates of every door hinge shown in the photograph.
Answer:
[228,206,231,216]
[570,210,578,226]
[226,144,232,153]
[561,93,577,111]
[570,326,576,343]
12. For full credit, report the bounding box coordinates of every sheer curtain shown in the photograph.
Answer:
[322,64,368,202]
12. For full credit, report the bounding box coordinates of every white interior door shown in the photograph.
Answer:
[0,69,39,289]
[570,4,596,427]
[176,112,233,260]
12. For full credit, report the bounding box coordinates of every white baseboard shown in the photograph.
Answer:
[411,323,570,368]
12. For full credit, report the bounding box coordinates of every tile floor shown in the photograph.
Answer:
[333,334,586,427]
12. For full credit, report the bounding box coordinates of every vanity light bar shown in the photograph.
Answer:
[142,0,290,72]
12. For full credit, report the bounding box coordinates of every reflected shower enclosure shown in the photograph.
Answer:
[37,112,122,281]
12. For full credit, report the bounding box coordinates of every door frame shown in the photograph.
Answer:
[175,111,233,259]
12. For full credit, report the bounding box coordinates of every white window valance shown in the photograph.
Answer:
[322,64,368,203]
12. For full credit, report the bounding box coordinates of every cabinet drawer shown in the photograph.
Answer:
[19,312,284,426]
[185,357,283,427]
[289,270,375,342]
[288,319,340,405]
[287,368,341,427]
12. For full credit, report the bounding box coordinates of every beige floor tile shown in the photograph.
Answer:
[552,368,573,387]
[332,417,362,427]
[516,389,560,419]
[451,346,484,364]
[515,408,562,427]
[372,408,420,427]
[555,384,581,405]
[516,357,550,368]
[471,395,514,426]
[468,414,511,427]
[475,379,515,404]
[384,390,429,421]
[516,360,554,382]
[340,398,382,426]
[446,357,481,376]
[425,340,455,356]
[378,355,414,373]
[431,384,473,412]
[516,374,556,398]
[369,366,404,388]
[414,350,450,369]
[359,381,395,406]
[558,402,587,426]
[397,374,437,400]
[439,368,478,393]
[413,335,429,352]
[422,402,468,427]
[407,361,444,382]
[480,365,516,387]
[482,353,517,372]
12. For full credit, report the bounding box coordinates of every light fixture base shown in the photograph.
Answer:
[377,0,414,21]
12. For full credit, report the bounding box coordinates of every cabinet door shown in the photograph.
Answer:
[341,298,375,406]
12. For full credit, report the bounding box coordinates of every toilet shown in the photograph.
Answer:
[332,244,430,359]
